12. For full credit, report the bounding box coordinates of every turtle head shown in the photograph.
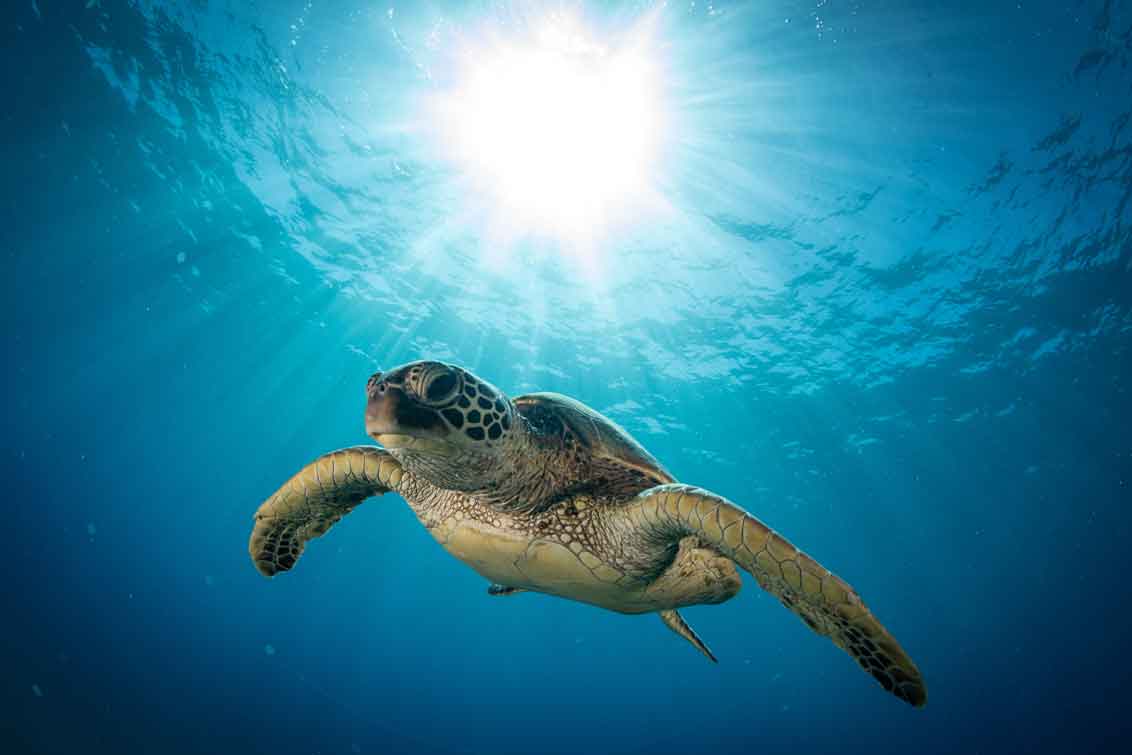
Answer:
[364,361,520,491]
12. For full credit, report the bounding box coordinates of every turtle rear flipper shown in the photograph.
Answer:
[249,446,404,577]
[487,584,527,596]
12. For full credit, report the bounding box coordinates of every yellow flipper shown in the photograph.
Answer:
[625,484,927,707]
[248,446,404,577]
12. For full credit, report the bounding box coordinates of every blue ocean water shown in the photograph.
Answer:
[3,0,1131,752]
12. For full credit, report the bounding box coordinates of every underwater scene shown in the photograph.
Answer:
[3,0,1131,753]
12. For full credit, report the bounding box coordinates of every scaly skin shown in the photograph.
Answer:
[248,361,928,708]
[615,484,927,707]
[249,447,924,707]
[249,447,403,576]
[397,462,742,615]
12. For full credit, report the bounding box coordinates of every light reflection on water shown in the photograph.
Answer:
[79,1,1131,401]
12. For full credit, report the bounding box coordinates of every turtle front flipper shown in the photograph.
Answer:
[249,446,404,577]
[621,484,927,708]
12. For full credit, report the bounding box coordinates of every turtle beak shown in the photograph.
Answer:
[365,389,398,441]
[365,382,445,447]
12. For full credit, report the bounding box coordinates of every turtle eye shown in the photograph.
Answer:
[424,371,458,403]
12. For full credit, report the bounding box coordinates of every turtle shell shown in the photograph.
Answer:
[513,392,675,488]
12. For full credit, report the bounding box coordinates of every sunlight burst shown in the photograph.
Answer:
[437,16,665,239]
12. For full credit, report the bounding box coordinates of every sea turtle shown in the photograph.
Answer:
[249,360,927,706]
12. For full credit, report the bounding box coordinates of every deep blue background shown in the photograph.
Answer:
[3,1,1131,753]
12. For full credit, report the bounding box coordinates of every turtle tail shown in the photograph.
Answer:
[621,484,927,708]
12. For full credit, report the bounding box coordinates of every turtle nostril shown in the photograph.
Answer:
[366,371,385,396]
